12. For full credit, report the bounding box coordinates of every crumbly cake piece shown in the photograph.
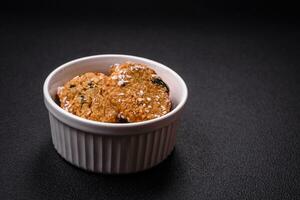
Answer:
[57,72,118,122]
[108,62,171,122]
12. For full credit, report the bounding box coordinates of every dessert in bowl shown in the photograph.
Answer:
[43,54,188,173]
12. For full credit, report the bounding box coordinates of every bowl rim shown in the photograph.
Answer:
[43,54,188,130]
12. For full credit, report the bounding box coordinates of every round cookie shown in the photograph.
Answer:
[57,72,118,123]
[108,62,171,122]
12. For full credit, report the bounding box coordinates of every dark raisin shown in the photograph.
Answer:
[151,77,169,93]
[116,116,129,123]
[70,84,76,88]
[80,95,86,104]
[88,81,94,88]
[54,95,61,106]
[119,82,126,87]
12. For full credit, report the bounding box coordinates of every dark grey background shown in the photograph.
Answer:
[0,4,300,200]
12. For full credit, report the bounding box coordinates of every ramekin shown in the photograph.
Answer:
[43,54,188,174]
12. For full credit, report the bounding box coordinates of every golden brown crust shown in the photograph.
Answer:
[57,62,171,123]
[108,62,171,122]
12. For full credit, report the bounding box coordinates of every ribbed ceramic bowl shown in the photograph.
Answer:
[43,54,188,174]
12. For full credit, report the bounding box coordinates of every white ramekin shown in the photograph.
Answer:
[43,54,188,174]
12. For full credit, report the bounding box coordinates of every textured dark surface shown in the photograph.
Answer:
[0,14,300,200]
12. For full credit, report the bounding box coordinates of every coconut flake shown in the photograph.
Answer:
[139,90,144,96]
[57,86,64,95]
